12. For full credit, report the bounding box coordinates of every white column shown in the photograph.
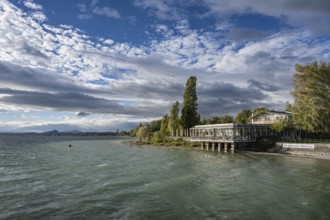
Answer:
[224,143,228,152]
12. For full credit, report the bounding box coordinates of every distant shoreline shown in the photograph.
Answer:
[0,134,127,144]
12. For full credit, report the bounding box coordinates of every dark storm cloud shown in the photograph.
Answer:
[0,88,168,117]
[0,121,141,133]
[77,112,90,117]
[198,98,274,117]
[247,79,281,92]
[198,82,267,101]
[109,82,184,101]
[275,0,330,13]
[202,0,330,34]
[0,61,93,94]
[197,82,269,117]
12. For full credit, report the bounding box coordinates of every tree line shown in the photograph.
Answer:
[131,61,330,141]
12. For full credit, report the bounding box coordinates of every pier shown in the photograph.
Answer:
[189,123,274,152]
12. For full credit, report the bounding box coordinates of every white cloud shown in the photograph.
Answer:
[1,0,330,131]
[201,0,330,35]
[92,7,121,19]
[23,0,42,10]
[134,0,182,20]
[77,14,93,20]
[102,38,114,45]
[30,11,47,22]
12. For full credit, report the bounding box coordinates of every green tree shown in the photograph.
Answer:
[253,107,269,116]
[152,131,165,144]
[160,115,170,135]
[168,101,180,136]
[137,126,148,142]
[235,109,252,124]
[148,119,162,132]
[271,118,293,132]
[285,102,293,112]
[181,76,200,129]
[211,116,220,124]
[218,115,233,124]
[292,61,330,133]
[200,118,211,125]
[130,123,143,137]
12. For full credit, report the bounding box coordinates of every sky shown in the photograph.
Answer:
[0,0,330,132]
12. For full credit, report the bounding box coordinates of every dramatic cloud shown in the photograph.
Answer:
[201,0,330,35]
[77,112,90,117]
[247,80,282,92]
[0,0,329,132]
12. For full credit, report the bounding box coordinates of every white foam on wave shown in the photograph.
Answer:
[97,163,108,167]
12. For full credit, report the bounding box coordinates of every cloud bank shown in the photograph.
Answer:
[0,0,329,132]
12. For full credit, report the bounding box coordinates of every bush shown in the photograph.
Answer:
[255,136,277,151]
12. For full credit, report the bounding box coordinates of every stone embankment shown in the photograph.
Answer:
[276,142,330,160]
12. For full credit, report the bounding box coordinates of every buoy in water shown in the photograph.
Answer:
[69,144,72,147]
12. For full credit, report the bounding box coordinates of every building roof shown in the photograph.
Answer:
[251,110,292,119]
[191,123,271,129]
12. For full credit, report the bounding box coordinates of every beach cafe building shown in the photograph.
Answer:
[189,123,274,152]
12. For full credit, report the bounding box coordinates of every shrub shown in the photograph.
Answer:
[256,136,277,151]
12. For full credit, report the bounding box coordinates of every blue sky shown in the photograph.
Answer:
[0,0,330,132]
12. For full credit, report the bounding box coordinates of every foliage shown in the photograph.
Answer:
[149,135,200,147]
[292,61,330,133]
[285,102,293,112]
[168,101,180,136]
[137,126,148,142]
[152,131,165,143]
[270,118,293,132]
[199,118,211,125]
[235,109,251,124]
[160,115,170,135]
[252,107,269,116]
[181,76,200,129]
[199,115,233,124]
[255,136,277,151]
[148,119,162,132]
[130,123,143,137]
[218,115,234,124]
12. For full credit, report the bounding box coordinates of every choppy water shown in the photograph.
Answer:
[1,136,330,219]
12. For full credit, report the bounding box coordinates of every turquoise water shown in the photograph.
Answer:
[1,136,330,219]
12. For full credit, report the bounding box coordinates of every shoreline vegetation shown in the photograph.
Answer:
[122,137,200,148]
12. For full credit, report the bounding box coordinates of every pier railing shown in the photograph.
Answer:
[189,136,257,143]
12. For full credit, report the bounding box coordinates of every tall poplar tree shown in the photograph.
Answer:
[168,101,180,136]
[181,76,199,129]
[160,115,170,135]
[292,61,330,133]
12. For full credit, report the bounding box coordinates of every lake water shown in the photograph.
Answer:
[1,136,330,219]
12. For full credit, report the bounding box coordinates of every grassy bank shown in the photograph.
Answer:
[124,137,200,148]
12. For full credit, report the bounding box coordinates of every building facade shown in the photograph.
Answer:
[251,111,292,124]
[189,123,274,152]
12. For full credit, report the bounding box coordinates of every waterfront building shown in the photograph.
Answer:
[251,111,292,124]
[189,123,274,152]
